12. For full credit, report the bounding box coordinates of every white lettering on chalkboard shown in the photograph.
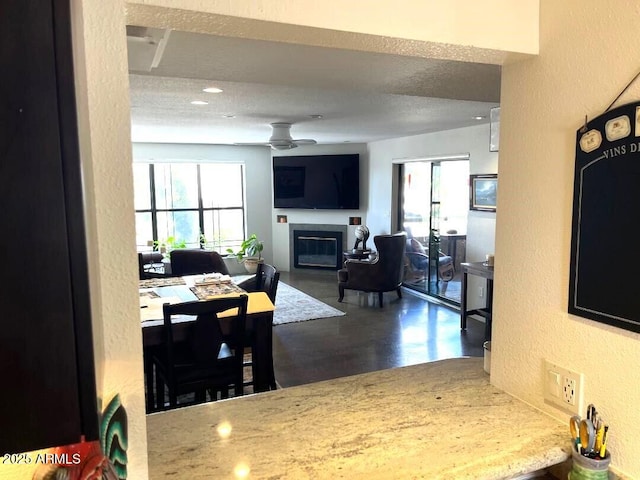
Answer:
[602,145,626,158]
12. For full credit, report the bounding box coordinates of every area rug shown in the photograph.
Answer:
[274,282,345,325]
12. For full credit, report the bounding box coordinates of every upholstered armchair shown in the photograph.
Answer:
[138,251,165,279]
[405,237,455,283]
[337,232,407,307]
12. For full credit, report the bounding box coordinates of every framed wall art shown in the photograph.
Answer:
[470,174,497,212]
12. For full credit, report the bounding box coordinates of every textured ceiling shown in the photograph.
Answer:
[128,28,501,145]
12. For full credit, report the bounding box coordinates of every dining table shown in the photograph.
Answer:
[139,274,276,411]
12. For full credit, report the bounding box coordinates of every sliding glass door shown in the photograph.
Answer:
[399,159,469,305]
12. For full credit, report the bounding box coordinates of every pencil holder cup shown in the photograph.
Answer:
[568,449,611,480]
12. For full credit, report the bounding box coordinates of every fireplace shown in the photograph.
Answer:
[289,224,348,270]
[294,230,342,269]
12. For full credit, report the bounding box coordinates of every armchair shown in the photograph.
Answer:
[337,232,406,307]
[138,252,166,279]
[169,249,229,276]
[405,237,455,283]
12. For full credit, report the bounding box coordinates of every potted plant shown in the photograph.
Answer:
[227,234,264,273]
[199,232,208,250]
[153,236,187,259]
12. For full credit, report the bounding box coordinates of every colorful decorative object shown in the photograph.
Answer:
[100,395,128,479]
[31,395,127,480]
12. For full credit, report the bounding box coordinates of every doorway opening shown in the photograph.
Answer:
[397,156,469,305]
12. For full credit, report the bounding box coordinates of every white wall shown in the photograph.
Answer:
[493,1,640,477]
[74,0,150,477]
[368,123,498,309]
[132,143,274,264]
[271,143,368,270]
[127,0,539,62]
[0,2,147,477]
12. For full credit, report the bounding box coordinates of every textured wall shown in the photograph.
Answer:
[493,1,640,477]
[71,0,149,478]
[126,0,538,62]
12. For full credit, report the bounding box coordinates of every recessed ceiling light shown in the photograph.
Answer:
[309,114,323,119]
[203,87,223,93]
[473,115,486,120]
[222,114,235,118]
[190,100,208,105]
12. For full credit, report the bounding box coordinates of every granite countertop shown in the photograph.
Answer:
[146,357,571,479]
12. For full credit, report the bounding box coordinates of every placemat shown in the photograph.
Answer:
[190,283,246,299]
[139,277,186,288]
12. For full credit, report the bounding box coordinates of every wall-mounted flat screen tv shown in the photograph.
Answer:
[273,154,360,209]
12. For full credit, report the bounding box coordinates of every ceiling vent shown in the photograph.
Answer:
[126,26,171,72]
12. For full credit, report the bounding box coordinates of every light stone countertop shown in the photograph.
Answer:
[146,357,571,479]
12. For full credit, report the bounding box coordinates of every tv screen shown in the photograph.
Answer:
[273,154,360,209]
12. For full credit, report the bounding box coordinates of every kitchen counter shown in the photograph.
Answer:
[146,357,571,479]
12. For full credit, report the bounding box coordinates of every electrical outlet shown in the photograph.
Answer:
[544,360,583,415]
[563,376,576,406]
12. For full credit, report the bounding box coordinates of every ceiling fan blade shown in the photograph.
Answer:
[234,124,317,149]
[272,144,300,150]
[233,142,271,147]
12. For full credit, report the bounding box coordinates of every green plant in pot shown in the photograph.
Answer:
[153,236,187,259]
[227,234,264,273]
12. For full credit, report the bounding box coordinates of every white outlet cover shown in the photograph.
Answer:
[543,360,583,415]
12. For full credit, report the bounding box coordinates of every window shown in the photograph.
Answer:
[133,163,246,253]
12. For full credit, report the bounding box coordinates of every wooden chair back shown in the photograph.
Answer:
[154,295,248,409]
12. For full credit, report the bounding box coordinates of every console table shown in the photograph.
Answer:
[460,261,494,341]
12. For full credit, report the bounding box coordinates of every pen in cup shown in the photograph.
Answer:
[599,425,609,458]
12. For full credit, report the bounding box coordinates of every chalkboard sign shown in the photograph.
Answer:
[569,101,640,333]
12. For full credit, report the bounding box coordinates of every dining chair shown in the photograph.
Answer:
[150,295,248,411]
[256,263,280,303]
[236,262,280,389]
[236,262,280,303]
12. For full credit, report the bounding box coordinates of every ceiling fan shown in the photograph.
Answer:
[236,123,317,150]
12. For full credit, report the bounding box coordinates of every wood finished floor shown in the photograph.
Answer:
[272,269,485,388]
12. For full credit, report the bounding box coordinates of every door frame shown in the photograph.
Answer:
[391,153,470,230]
[392,153,470,305]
